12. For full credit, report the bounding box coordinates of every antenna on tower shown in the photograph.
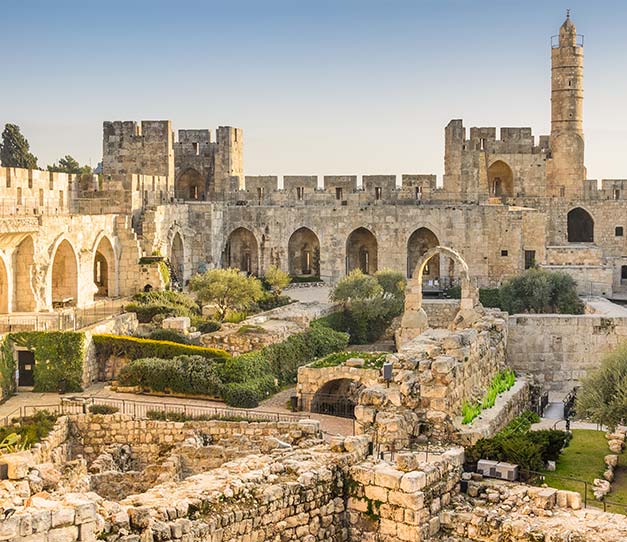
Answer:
[566,9,570,19]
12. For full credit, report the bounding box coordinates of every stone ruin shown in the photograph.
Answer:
[1,412,626,541]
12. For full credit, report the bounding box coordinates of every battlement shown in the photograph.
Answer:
[584,179,627,201]
[229,174,439,205]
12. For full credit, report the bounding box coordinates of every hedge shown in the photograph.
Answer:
[117,355,224,397]
[0,332,85,393]
[124,290,200,323]
[92,334,230,363]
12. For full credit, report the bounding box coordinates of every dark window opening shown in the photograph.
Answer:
[501,250,508,257]
[616,226,624,237]
[567,208,594,243]
[525,250,536,270]
[614,189,621,200]
[335,187,343,200]
[375,187,382,200]
[296,186,304,200]
[257,187,264,204]
[622,266,627,281]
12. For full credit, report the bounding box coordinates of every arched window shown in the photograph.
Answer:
[567,208,594,242]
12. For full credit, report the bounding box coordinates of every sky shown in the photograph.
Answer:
[1,0,627,180]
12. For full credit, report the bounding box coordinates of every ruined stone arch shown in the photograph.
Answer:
[13,235,36,312]
[488,160,514,197]
[224,227,259,275]
[567,207,594,243]
[346,227,378,275]
[0,253,10,313]
[288,227,320,277]
[92,234,117,298]
[398,246,481,346]
[310,378,362,419]
[407,227,440,280]
[49,238,79,306]
[175,168,205,201]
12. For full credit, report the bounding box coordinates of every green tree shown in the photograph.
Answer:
[576,343,627,429]
[189,268,263,321]
[47,155,92,174]
[375,268,406,298]
[0,124,38,169]
[499,269,584,315]
[330,269,382,303]
[264,265,291,296]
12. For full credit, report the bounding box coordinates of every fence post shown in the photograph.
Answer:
[584,481,588,509]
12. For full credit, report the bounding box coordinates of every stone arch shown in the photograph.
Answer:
[288,227,320,277]
[346,227,378,275]
[398,246,481,345]
[567,207,594,243]
[224,227,259,275]
[93,235,116,298]
[311,378,363,419]
[176,168,205,201]
[50,239,78,306]
[170,232,185,286]
[0,255,9,313]
[488,160,514,197]
[407,227,440,280]
[13,236,36,312]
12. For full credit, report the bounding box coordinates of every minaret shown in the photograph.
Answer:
[548,11,586,197]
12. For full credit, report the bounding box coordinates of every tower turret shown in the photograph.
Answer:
[548,11,586,197]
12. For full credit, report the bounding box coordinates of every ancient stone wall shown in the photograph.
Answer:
[422,299,461,328]
[70,414,318,464]
[507,312,627,392]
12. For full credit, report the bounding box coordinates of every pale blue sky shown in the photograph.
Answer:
[1,1,626,180]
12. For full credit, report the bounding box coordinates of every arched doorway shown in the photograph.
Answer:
[93,236,115,297]
[176,168,205,200]
[51,240,78,306]
[567,208,594,242]
[224,228,259,275]
[170,232,185,285]
[0,257,9,313]
[311,378,363,418]
[13,236,36,312]
[346,227,378,275]
[488,161,514,197]
[407,228,440,281]
[288,227,320,277]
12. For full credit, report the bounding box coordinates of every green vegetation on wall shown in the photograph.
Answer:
[461,369,516,424]
[92,334,230,363]
[0,332,85,393]
[0,338,16,399]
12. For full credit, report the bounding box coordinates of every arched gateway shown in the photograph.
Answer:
[397,245,482,347]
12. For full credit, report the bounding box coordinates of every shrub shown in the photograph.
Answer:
[375,269,406,299]
[330,269,382,302]
[310,351,387,369]
[465,412,571,472]
[196,319,221,334]
[145,410,263,422]
[255,293,292,312]
[117,355,224,397]
[125,290,200,323]
[148,329,190,344]
[222,375,277,408]
[88,404,119,415]
[0,411,58,449]
[576,342,627,429]
[264,265,291,296]
[224,311,248,323]
[291,275,322,283]
[499,269,584,315]
[93,334,230,363]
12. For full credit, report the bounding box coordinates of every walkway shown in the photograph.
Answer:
[0,383,355,438]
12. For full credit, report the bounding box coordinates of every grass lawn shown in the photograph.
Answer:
[542,429,626,513]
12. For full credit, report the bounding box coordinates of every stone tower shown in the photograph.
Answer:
[547,11,585,197]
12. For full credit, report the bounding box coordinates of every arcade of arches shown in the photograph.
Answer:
[0,259,8,313]
[567,207,594,243]
[51,240,78,306]
[225,228,259,275]
[346,227,378,275]
[488,160,514,197]
[176,168,205,201]
[288,227,320,277]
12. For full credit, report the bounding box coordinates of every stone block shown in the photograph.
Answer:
[400,471,426,493]
[373,465,403,489]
